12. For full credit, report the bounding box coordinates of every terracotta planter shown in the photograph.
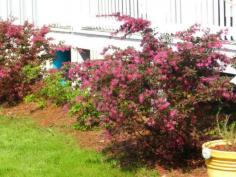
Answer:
[202,140,236,177]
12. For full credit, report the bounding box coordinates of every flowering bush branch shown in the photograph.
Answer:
[0,20,55,103]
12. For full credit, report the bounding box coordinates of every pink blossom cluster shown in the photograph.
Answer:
[0,69,7,78]
[6,24,22,37]
[52,43,71,52]
[112,13,150,37]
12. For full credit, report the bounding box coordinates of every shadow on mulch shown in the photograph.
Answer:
[102,136,205,175]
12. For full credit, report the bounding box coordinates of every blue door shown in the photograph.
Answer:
[52,50,71,69]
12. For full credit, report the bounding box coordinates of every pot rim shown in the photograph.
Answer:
[202,139,236,159]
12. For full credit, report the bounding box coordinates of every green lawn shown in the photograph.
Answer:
[0,115,158,177]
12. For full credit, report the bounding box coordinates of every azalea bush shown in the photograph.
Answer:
[68,14,236,164]
[0,20,54,104]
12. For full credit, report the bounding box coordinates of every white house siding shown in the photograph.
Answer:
[1,0,236,61]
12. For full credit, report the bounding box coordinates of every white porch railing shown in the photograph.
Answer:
[83,0,236,40]
[0,0,236,41]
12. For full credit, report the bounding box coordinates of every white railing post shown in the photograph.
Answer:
[225,0,232,27]
[231,0,236,40]
[207,0,213,25]
[19,0,24,24]
[165,0,171,24]
[89,0,97,28]
[69,0,82,30]
[146,0,163,27]
[23,0,32,23]
[205,0,209,24]
[176,0,182,24]
[224,0,236,40]
[219,0,225,27]
[32,0,37,25]
[0,0,8,20]
[10,0,20,24]
[201,0,207,25]
[0,0,1,19]
[6,0,12,19]
[232,0,236,27]
[181,0,191,25]
[132,0,138,18]
[118,0,123,15]
[78,0,91,28]
[213,0,219,26]
[224,0,231,40]
[139,0,147,19]
[170,0,175,24]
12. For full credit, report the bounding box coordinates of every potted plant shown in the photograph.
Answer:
[202,114,236,177]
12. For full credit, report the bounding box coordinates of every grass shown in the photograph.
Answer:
[0,115,159,177]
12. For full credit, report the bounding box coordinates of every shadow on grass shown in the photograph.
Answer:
[102,140,160,176]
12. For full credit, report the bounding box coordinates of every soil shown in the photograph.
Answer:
[156,166,207,177]
[212,144,236,152]
[0,102,208,177]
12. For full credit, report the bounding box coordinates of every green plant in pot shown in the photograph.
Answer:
[202,113,236,177]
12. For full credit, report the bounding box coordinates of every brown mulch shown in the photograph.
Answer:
[157,167,207,177]
[0,102,208,177]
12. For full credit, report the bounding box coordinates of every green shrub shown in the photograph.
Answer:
[22,65,42,83]
[24,94,46,109]
[25,70,99,130]
[69,89,100,130]
[24,71,76,105]
[40,71,77,105]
